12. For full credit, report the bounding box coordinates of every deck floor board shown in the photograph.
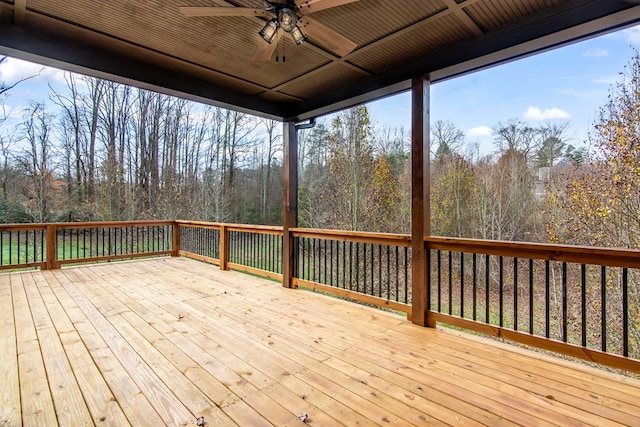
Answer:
[2,257,640,426]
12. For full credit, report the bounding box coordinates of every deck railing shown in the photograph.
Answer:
[177,221,283,280]
[290,228,412,315]
[55,221,175,267]
[0,224,47,270]
[426,237,640,372]
[1,220,639,372]
[0,221,175,270]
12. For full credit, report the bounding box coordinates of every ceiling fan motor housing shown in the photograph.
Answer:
[278,8,298,32]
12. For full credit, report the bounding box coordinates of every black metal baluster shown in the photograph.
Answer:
[329,239,333,287]
[349,241,353,291]
[514,257,518,331]
[370,244,374,296]
[545,260,551,339]
[472,253,477,321]
[16,231,20,264]
[243,232,247,265]
[301,238,306,280]
[323,239,327,284]
[427,249,431,310]
[404,247,408,304]
[529,259,534,335]
[271,233,275,272]
[41,229,45,263]
[378,244,382,298]
[363,243,367,293]
[581,264,587,347]
[499,256,504,327]
[395,246,399,302]
[460,252,465,317]
[356,242,360,292]
[448,251,453,315]
[437,250,442,312]
[386,245,390,300]
[312,238,317,282]
[485,254,490,323]
[622,267,629,357]
[562,262,568,342]
[33,230,37,262]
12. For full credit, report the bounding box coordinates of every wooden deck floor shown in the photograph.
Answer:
[2,258,640,426]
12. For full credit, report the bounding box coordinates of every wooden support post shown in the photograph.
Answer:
[411,77,434,327]
[282,121,298,288]
[220,225,229,271]
[45,224,60,270]
[171,222,180,257]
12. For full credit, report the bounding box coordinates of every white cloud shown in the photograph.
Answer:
[0,57,65,84]
[623,25,640,44]
[523,106,571,120]
[466,126,493,137]
[593,75,618,85]
[583,48,608,58]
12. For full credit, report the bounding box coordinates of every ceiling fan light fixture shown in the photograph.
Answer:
[259,19,279,43]
[278,8,298,32]
[290,25,306,45]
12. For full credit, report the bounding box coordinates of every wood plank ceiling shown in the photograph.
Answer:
[0,0,639,120]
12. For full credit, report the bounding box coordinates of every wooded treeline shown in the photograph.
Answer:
[1,49,640,254]
[0,71,283,225]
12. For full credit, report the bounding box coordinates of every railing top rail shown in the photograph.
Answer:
[176,220,283,233]
[426,236,640,268]
[0,224,48,231]
[176,220,221,230]
[47,220,174,229]
[291,228,411,247]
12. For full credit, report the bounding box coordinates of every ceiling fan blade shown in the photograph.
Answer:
[252,30,282,61]
[179,7,270,17]
[298,16,357,57]
[295,0,359,14]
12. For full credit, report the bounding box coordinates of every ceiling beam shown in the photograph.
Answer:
[13,0,26,25]
[0,24,291,120]
[285,0,640,120]
[265,0,485,97]
[443,0,484,37]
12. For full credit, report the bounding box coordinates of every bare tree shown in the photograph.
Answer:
[17,103,60,222]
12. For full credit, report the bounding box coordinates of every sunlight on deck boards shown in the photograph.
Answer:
[1,257,640,426]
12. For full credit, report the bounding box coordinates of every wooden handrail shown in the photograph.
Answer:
[42,220,174,229]
[0,224,48,231]
[176,220,282,234]
[290,228,411,247]
[426,236,640,268]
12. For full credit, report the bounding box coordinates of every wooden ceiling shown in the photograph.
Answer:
[1,0,639,120]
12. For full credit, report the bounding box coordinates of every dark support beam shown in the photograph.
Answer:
[282,121,298,288]
[411,77,433,327]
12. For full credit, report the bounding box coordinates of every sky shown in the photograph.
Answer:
[1,24,640,156]
[367,24,640,155]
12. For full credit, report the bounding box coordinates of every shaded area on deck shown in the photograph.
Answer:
[2,258,640,426]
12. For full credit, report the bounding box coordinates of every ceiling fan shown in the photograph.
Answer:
[179,0,359,61]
